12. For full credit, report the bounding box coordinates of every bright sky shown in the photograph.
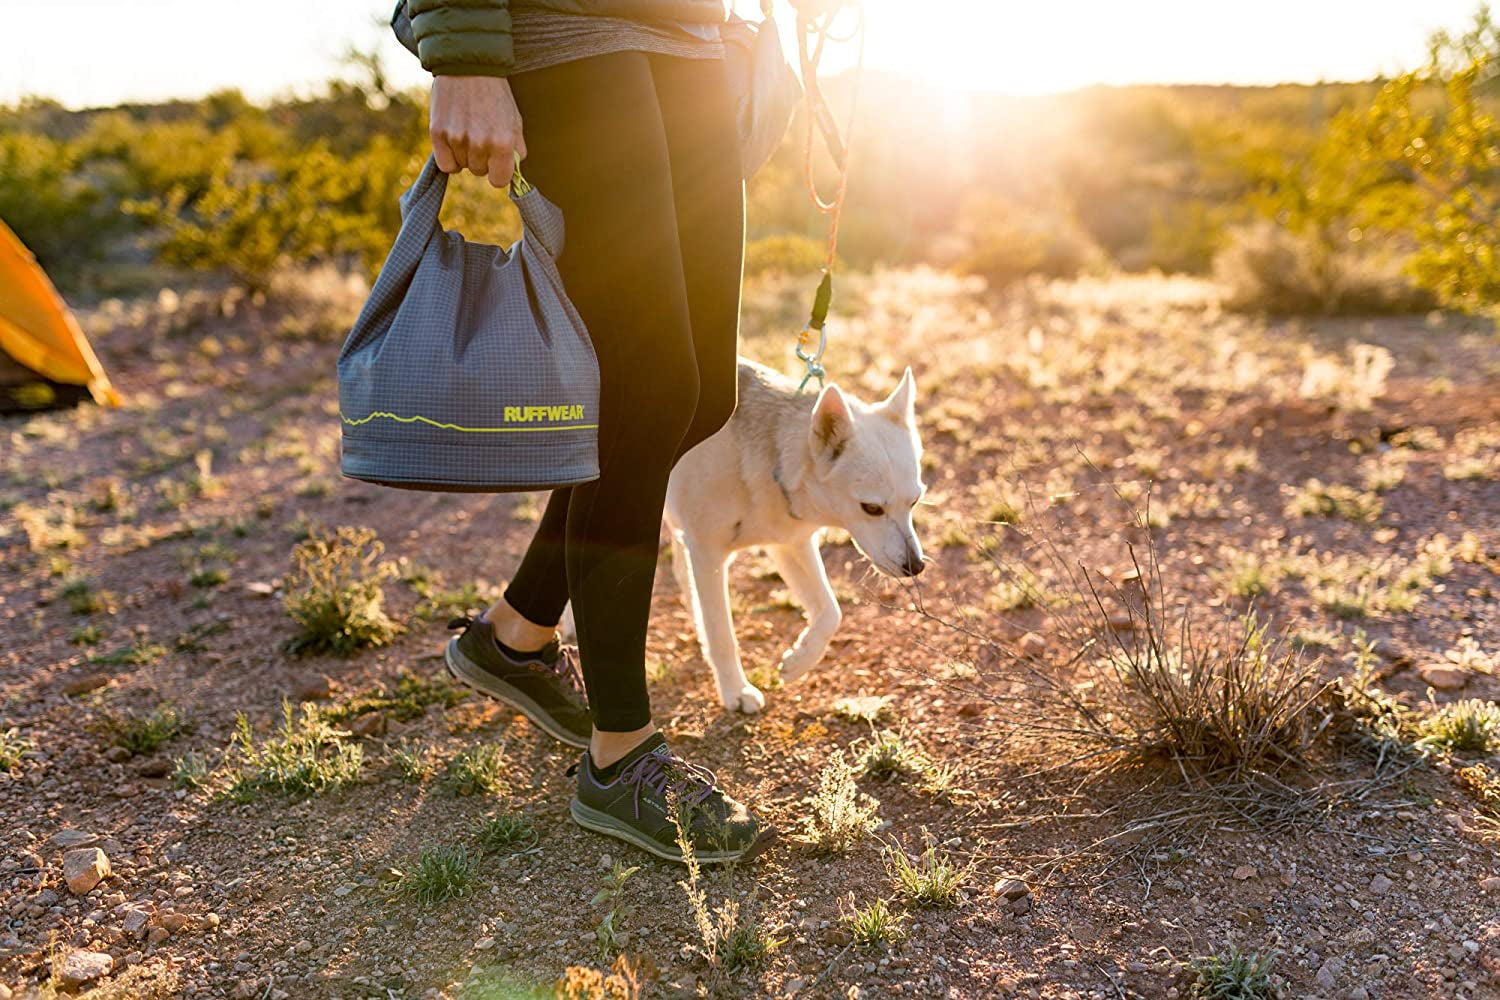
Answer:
[0,0,1479,109]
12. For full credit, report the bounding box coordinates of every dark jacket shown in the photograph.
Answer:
[404,0,727,77]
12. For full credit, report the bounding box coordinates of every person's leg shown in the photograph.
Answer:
[500,52,702,742]
[650,54,746,464]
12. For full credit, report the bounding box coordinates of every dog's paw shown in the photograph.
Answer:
[725,683,765,715]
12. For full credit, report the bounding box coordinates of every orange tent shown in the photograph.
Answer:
[0,219,119,412]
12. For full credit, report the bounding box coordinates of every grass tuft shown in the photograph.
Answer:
[475,813,538,855]
[841,895,907,947]
[1418,699,1500,753]
[283,525,402,655]
[100,704,185,756]
[1184,946,1277,999]
[0,727,33,770]
[884,836,972,908]
[402,843,476,906]
[225,702,364,800]
[442,744,508,797]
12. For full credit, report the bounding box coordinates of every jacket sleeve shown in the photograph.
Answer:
[405,0,514,77]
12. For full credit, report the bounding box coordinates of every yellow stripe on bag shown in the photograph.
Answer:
[341,411,597,434]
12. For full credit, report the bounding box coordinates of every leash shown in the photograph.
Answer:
[787,0,865,392]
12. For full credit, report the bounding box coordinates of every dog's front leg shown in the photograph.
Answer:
[769,536,842,683]
[681,536,766,715]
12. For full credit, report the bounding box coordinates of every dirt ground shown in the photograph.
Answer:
[2,269,1498,999]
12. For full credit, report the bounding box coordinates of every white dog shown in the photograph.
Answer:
[663,359,927,713]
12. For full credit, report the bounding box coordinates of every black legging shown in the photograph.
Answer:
[501,51,744,733]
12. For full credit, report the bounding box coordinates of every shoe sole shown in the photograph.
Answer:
[445,637,591,749]
[569,799,776,865]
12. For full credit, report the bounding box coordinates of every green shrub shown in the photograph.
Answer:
[283,526,402,656]
[1184,947,1277,999]
[958,193,1101,291]
[442,744,508,797]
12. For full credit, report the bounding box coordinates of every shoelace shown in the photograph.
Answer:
[617,747,718,820]
[450,616,587,701]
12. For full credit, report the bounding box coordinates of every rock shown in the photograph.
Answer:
[159,912,190,934]
[136,758,172,778]
[122,908,151,935]
[1018,632,1048,656]
[785,977,806,995]
[1008,895,1032,915]
[349,712,387,737]
[1346,988,1369,1000]
[0,983,12,999]
[474,937,495,950]
[1369,873,1393,894]
[63,848,111,895]
[62,673,111,696]
[1232,865,1257,881]
[56,950,112,989]
[378,867,403,884]
[996,878,1029,901]
[245,581,276,597]
[104,746,132,764]
[1480,876,1500,893]
[51,829,97,850]
[147,926,169,946]
[293,676,337,702]
[1316,958,1343,990]
[292,939,313,955]
[1419,664,1469,691]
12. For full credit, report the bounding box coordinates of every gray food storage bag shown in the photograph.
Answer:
[338,156,600,492]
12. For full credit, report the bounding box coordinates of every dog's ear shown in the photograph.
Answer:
[880,367,916,424]
[809,382,853,466]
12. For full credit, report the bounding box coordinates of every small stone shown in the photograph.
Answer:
[333,883,356,898]
[122,908,151,935]
[57,950,113,989]
[1419,664,1469,690]
[1018,632,1048,656]
[1008,895,1032,915]
[62,673,111,696]
[136,758,172,778]
[1316,958,1343,990]
[51,829,97,850]
[293,939,313,955]
[1346,989,1369,1000]
[245,581,275,597]
[159,912,190,934]
[379,867,403,883]
[1232,865,1257,881]
[996,878,1029,901]
[147,926,169,946]
[173,885,194,899]
[1369,874,1393,894]
[474,937,495,950]
[1479,876,1500,893]
[104,746,132,764]
[349,712,387,737]
[785,977,806,994]
[294,676,337,701]
[63,848,111,896]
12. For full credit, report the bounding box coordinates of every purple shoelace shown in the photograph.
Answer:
[617,748,718,820]
[549,644,586,700]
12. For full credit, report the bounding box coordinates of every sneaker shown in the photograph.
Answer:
[444,616,591,748]
[570,733,774,864]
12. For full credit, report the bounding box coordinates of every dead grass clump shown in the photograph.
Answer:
[283,525,402,655]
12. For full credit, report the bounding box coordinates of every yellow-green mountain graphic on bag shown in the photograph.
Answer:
[342,403,593,434]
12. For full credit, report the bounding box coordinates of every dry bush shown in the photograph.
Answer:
[1214,223,1436,316]
[911,497,1336,831]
